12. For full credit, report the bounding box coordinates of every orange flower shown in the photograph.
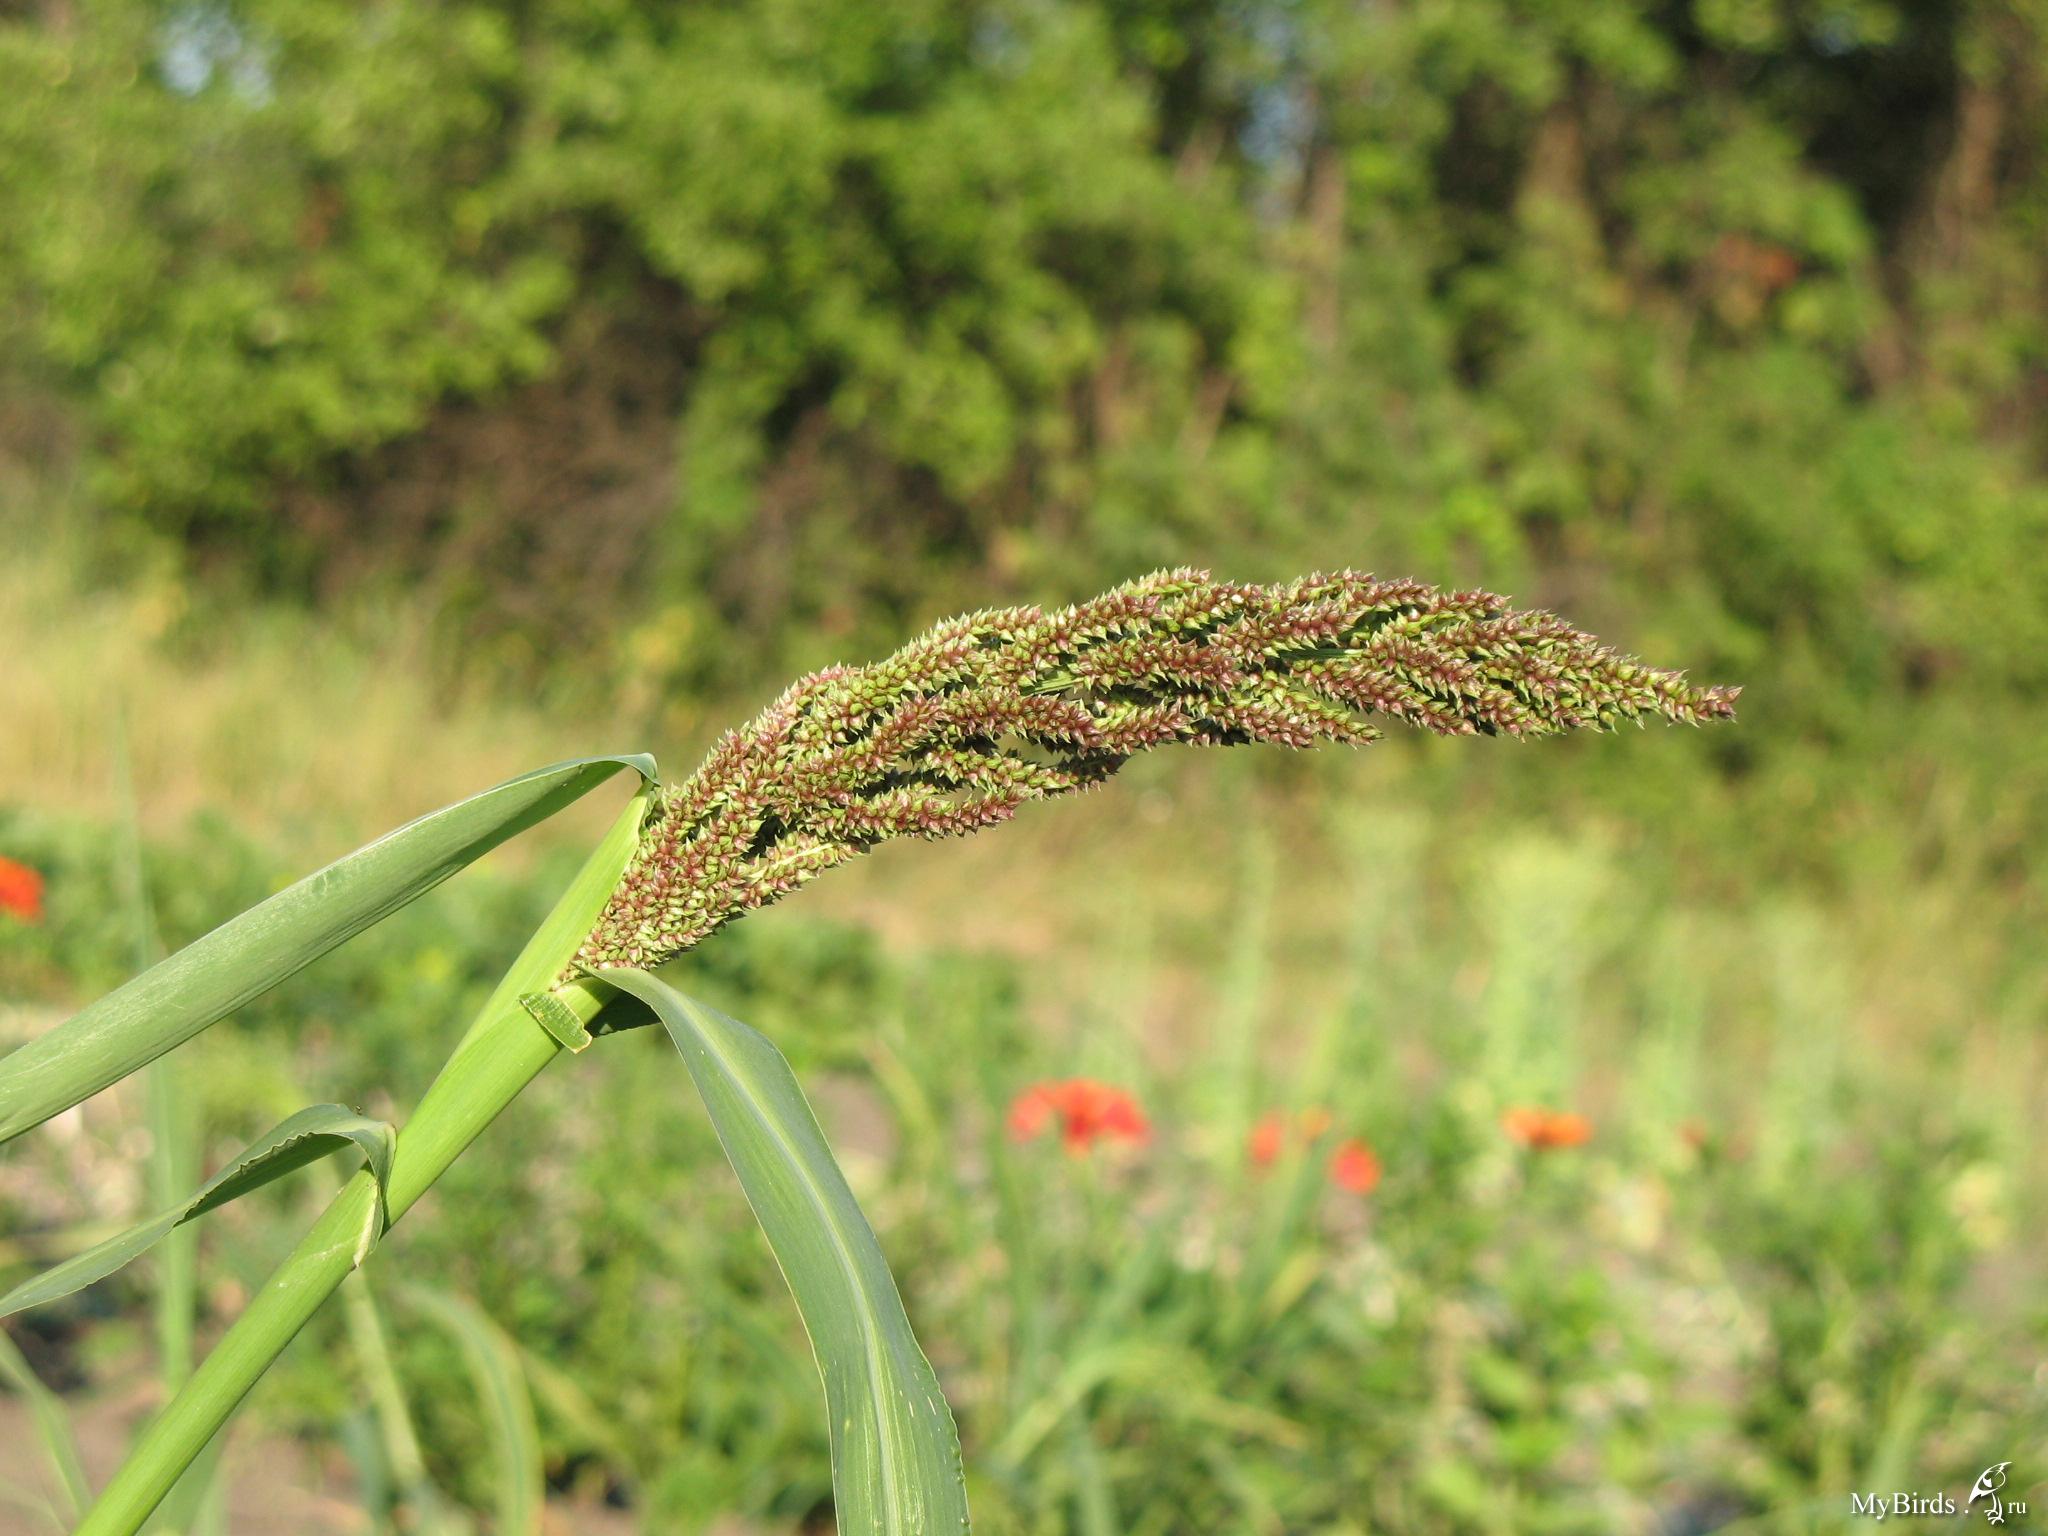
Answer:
[1247,1106,1333,1169]
[1008,1078,1149,1154]
[1502,1105,1593,1150]
[1547,1112,1592,1148]
[1248,1109,1380,1194]
[1247,1112,1288,1167]
[1328,1138,1381,1194]
[0,856,43,924]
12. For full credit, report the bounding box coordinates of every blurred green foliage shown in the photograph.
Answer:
[3,3,2047,1530]
[3,0,2047,776]
[2,800,2039,1533]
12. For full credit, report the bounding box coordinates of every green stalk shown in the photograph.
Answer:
[144,1058,225,1536]
[113,707,225,1536]
[73,785,651,1536]
[341,1272,461,1535]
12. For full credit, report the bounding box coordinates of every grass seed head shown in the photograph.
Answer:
[576,568,1737,972]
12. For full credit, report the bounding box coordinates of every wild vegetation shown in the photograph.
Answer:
[0,573,1733,1534]
[1,0,2045,1531]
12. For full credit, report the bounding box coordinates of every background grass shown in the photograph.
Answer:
[2,521,2041,1531]
[4,0,2048,1528]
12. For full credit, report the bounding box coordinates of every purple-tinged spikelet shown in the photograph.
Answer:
[575,569,1736,972]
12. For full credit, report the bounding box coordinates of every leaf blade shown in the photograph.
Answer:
[0,1327,90,1521]
[0,1104,395,1320]
[602,968,970,1536]
[394,1285,543,1536]
[0,753,654,1144]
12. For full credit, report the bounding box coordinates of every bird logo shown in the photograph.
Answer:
[1968,1463,2013,1524]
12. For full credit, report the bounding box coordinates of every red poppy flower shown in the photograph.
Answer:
[1008,1078,1149,1154]
[1328,1138,1381,1194]
[1502,1105,1593,1150]
[0,856,44,924]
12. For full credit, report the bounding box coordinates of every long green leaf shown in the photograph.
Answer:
[0,1481,66,1536]
[512,1340,638,1494]
[0,753,654,1144]
[0,1327,90,1522]
[602,968,971,1536]
[111,713,227,1536]
[394,1285,542,1536]
[340,1275,469,1536]
[0,1105,395,1320]
[70,789,656,1536]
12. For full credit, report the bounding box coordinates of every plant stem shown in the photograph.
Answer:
[145,1057,225,1536]
[74,787,650,1536]
[115,705,227,1536]
[341,1271,461,1535]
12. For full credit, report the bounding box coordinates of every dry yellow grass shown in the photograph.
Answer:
[0,522,634,860]
[2,506,2035,1142]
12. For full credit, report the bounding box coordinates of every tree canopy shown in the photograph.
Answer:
[3,0,2045,756]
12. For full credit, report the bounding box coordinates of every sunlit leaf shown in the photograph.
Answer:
[603,967,971,1536]
[0,754,654,1143]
